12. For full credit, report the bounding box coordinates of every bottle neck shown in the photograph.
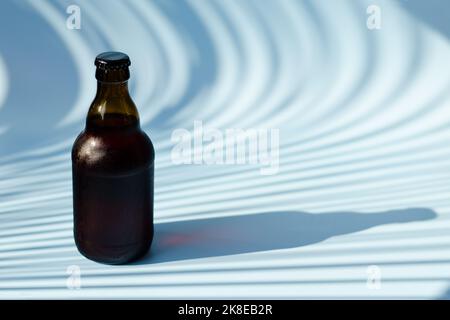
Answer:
[96,81,130,98]
[86,80,140,131]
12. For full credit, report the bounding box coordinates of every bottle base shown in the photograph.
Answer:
[75,238,152,265]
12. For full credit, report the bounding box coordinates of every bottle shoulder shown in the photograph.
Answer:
[72,128,154,174]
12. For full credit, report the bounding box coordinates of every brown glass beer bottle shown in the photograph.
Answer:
[72,52,154,264]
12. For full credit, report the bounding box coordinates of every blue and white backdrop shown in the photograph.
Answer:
[0,0,450,299]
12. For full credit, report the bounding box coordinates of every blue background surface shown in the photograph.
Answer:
[0,0,450,299]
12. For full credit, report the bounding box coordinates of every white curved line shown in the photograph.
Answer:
[27,0,95,127]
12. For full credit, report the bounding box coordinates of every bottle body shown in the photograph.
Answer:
[71,52,154,264]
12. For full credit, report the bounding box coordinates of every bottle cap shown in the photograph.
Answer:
[95,52,131,82]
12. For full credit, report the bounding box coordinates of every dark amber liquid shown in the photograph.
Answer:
[72,113,154,264]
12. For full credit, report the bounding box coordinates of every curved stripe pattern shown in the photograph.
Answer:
[1,0,450,299]
[0,53,9,135]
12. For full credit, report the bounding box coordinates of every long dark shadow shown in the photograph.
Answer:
[440,287,450,300]
[135,208,437,264]
[401,0,450,40]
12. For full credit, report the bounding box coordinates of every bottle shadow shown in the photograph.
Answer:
[135,208,437,265]
[401,0,450,39]
[440,287,450,300]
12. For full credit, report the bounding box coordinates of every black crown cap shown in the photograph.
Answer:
[94,52,131,81]
[95,52,130,70]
